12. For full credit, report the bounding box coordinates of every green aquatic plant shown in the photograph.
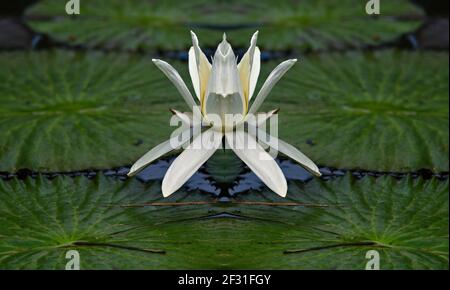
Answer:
[0,175,446,269]
[26,0,423,51]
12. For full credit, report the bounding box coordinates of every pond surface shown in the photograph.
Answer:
[0,0,448,270]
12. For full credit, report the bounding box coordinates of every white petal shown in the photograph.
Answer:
[248,59,297,115]
[152,59,200,114]
[203,36,245,117]
[244,109,279,126]
[162,129,223,197]
[238,31,260,101]
[250,127,321,176]
[189,31,211,102]
[188,47,201,100]
[170,109,193,126]
[127,128,192,176]
[226,130,287,197]
[256,108,278,126]
[249,47,260,100]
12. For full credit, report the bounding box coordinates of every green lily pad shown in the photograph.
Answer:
[0,175,213,269]
[226,0,424,50]
[25,0,423,51]
[258,50,449,172]
[25,0,225,51]
[0,51,188,172]
[0,174,447,269]
[225,175,449,269]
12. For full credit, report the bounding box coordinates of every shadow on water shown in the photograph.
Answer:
[132,157,318,197]
[135,157,220,195]
[114,157,450,197]
[0,156,448,197]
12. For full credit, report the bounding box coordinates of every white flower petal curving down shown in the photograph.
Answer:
[128,32,321,197]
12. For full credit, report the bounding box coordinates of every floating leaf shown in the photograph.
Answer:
[0,175,447,269]
[0,51,188,172]
[258,50,449,172]
[25,0,423,51]
[226,0,424,50]
[224,175,449,269]
[0,175,214,269]
[25,0,228,51]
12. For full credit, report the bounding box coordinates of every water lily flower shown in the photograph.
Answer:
[127,31,321,197]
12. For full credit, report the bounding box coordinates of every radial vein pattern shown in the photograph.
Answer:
[25,0,423,51]
[0,51,188,172]
[0,175,447,269]
[258,50,449,172]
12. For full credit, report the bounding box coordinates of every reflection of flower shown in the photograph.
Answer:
[128,32,321,197]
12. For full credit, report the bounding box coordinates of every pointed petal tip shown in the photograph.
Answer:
[251,31,259,41]
[308,165,321,177]
[161,181,175,198]
[128,162,142,175]
[126,168,136,177]
[222,32,227,41]
[311,164,321,177]
[271,176,287,197]
[190,31,199,44]
[275,183,288,198]
[162,189,172,198]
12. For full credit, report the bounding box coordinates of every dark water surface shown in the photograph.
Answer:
[1,157,447,198]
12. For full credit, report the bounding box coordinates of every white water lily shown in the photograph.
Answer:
[127,31,321,197]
